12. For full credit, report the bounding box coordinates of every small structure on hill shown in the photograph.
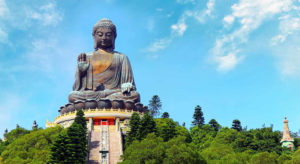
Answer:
[280,117,295,150]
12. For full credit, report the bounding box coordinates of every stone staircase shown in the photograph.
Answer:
[87,125,123,164]
[88,128,101,164]
[109,125,122,164]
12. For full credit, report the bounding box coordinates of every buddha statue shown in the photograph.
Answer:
[68,18,140,104]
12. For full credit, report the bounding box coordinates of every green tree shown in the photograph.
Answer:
[155,118,177,141]
[49,109,87,163]
[232,127,283,154]
[48,130,70,163]
[192,105,204,127]
[4,127,30,144]
[232,119,242,132]
[126,112,141,146]
[74,109,87,132]
[66,123,87,163]
[208,119,221,131]
[149,95,162,117]
[139,112,156,140]
[250,152,278,164]
[121,133,165,164]
[162,112,169,118]
[190,125,216,151]
[1,127,63,163]
[163,136,207,164]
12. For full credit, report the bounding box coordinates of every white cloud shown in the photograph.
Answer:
[0,27,7,43]
[171,19,187,36]
[0,1,63,44]
[211,0,294,72]
[276,48,300,76]
[223,15,235,25]
[0,0,8,17]
[183,0,215,23]
[205,0,214,16]
[25,2,62,26]
[214,53,244,72]
[144,37,172,53]
[176,0,195,4]
[144,0,215,55]
[271,15,300,45]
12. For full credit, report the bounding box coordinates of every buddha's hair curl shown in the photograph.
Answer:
[92,18,117,38]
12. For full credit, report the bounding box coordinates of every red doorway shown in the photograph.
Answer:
[94,119,114,126]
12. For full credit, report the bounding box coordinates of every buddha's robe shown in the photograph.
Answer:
[68,49,140,103]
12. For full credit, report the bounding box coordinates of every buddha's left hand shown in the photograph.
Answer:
[121,83,133,95]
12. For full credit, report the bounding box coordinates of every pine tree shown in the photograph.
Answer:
[208,119,221,131]
[192,105,204,127]
[48,130,70,163]
[139,112,156,139]
[49,109,87,163]
[126,112,141,145]
[162,112,169,118]
[74,109,87,132]
[66,123,86,163]
[148,95,162,118]
[232,119,242,132]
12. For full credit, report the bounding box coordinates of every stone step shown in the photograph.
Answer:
[88,130,101,163]
[109,126,122,164]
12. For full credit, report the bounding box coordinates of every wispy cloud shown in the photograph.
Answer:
[0,0,63,44]
[275,47,300,76]
[211,0,294,72]
[144,37,172,53]
[0,0,8,17]
[144,0,215,57]
[171,17,187,36]
[176,0,195,4]
[271,15,300,45]
[25,3,63,26]
[0,27,7,43]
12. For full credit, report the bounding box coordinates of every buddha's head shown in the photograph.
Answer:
[92,18,117,51]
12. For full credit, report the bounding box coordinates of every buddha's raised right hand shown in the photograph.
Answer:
[77,53,89,74]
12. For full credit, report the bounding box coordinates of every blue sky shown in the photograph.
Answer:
[0,0,300,137]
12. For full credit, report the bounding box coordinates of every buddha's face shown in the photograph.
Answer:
[94,27,115,51]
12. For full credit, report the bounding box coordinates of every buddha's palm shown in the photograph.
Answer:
[77,53,89,74]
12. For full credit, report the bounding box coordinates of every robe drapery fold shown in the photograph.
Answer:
[70,50,139,103]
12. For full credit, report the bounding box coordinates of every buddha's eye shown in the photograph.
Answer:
[106,33,112,37]
[97,32,103,37]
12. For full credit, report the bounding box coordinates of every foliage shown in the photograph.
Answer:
[192,105,204,128]
[1,126,63,164]
[250,152,278,164]
[4,127,30,144]
[121,133,206,164]
[208,119,221,131]
[126,112,141,145]
[48,130,69,163]
[149,95,162,117]
[74,109,87,132]
[155,118,177,141]
[139,112,156,140]
[49,109,87,163]
[232,119,242,132]
[162,112,169,118]
[232,127,283,154]
[66,123,87,163]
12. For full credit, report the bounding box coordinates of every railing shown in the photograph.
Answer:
[100,121,109,164]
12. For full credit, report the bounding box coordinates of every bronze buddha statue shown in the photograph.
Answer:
[68,18,140,104]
